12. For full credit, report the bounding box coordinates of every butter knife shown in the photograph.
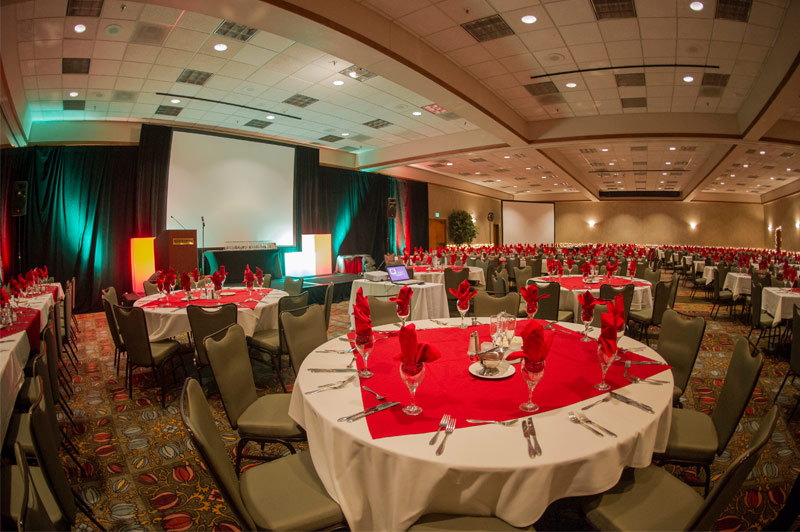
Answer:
[527,417,542,456]
[618,359,667,365]
[338,401,400,422]
[308,368,358,373]
[521,419,535,458]
[609,391,654,413]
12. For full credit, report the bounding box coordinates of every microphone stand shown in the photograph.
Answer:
[201,216,206,275]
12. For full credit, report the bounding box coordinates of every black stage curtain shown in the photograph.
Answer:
[135,124,171,237]
[400,178,429,251]
[293,146,318,251]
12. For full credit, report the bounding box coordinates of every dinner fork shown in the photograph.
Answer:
[429,414,450,445]
[567,411,603,437]
[304,375,356,394]
[466,419,518,426]
[626,374,668,386]
[436,417,456,456]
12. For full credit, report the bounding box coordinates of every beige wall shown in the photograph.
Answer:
[554,200,766,247]
[428,184,501,245]
[763,192,800,251]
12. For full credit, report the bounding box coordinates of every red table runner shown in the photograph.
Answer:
[140,288,273,310]
[0,307,41,353]
[537,276,649,291]
[349,320,669,439]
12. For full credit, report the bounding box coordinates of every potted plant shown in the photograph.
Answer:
[448,210,478,245]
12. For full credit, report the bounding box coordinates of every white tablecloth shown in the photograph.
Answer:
[535,276,653,324]
[348,280,448,328]
[703,266,718,285]
[134,289,287,341]
[413,267,486,286]
[723,273,752,299]
[288,319,672,531]
[761,288,800,326]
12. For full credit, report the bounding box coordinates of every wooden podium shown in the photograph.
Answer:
[154,230,197,274]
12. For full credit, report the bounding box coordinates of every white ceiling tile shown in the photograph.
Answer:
[737,43,769,62]
[642,39,676,57]
[424,26,476,52]
[519,28,566,52]
[163,27,208,53]
[544,0,595,25]
[711,20,746,42]
[569,43,609,62]
[263,54,305,75]
[646,85,673,97]
[481,35,529,58]
[61,74,88,89]
[139,4,182,26]
[638,18,676,39]
[558,22,602,45]
[605,40,643,59]
[245,32,294,54]
[532,47,573,68]
[17,19,34,42]
[109,101,134,112]
[114,76,144,91]
[20,59,37,76]
[195,87,228,101]
[18,42,35,61]
[589,87,621,100]
[132,103,158,115]
[447,43,495,66]
[204,74,243,91]
[677,18,713,39]
[15,1,33,20]
[397,5,454,36]
[636,0,677,17]
[36,75,61,89]
[217,61,258,80]
[743,23,777,46]
[118,60,152,78]
[468,60,510,78]
[673,85,699,98]
[123,43,160,63]
[34,39,62,59]
[232,45,277,67]
[100,1,142,22]
[677,39,709,57]
[248,67,286,86]
[175,11,220,33]
[272,76,313,94]
[727,74,756,89]
[33,18,64,41]
[62,39,95,58]
[598,19,641,42]
[90,59,121,76]
[33,0,65,18]
[732,60,765,76]
[87,75,116,89]
[148,64,182,82]
[187,53,227,73]
[198,38,244,58]
[583,71,616,89]
[749,2,785,28]
[484,73,520,89]
[562,90,592,103]
[293,63,333,83]
[94,19,136,42]
[708,40,741,59]
[282,43,326,64]
[503,6,556,34]
[437,0,495,24]
[92,41,127,60]
[22,76,38,90]
[34,58,61,75]
[154,48,193,68]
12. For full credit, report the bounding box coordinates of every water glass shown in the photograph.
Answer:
[399,363,425,415]
[519,360,545,412]
[503,314,516,346]
[595,344,614,391]
[457,300,469,329]
[580,305,593,342]
[355,334,374,379]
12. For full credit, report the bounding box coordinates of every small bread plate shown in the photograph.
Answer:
[219,291,237,296]
[469,361,515,380]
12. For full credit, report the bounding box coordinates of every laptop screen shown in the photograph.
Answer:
[387,266,410,282]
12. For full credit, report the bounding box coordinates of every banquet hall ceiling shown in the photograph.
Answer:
[1,0,798,204]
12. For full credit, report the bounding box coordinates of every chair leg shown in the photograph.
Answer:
[235,438,247,476]
[73,489,107,531]
[702,464,711,497]
[775,372,792,401]
[152,366,165,408]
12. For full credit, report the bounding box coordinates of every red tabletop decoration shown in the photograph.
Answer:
[180,272,191,291]
[352,287,373,346]
[398,324,441,372]
[519,284,549,316]
[577,290,598,322]
[449,279,476,310]
[599,312,618,358]
[507,321,555,371]
[389,285,413,316]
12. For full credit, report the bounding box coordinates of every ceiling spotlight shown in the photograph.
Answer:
[341,132,349,136]
[689,1,704,11]
[348,71,358,78]
[721,181,725,184]
[665,161,671,165]
[475,172,481,175]
[496,179,501,182]
[332,80,344,86]
[770,176,774,180]
[170,98,180,104]
[521,15,537,24]
[565,82,577,88]
[743,164,749,168]
[759,150,766,155]
[609,162,615,166]
[730,174,735,177]
[662,172,668,176]
[266,115,275,120]
[541,176,547,179]
[525,167,531,170]
[669,146,676,150]
[73,24,86,33]
[683,75,694,83]
[69,91,79,97]
[787,168,792,172]
[503,155,510,159]
[689,221,698,229]
[213,43,228,52]
[446,162,453,166]
[412,111,422,116]
[601,148,609,152]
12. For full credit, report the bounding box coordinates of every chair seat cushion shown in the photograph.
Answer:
[583,465,703,531]
[237,393,302,438]
[660,408,718,463]
[151,339,180,365]
[758,313,774,328]
[249,329,279,353]
[629,308,653,323]
[717,290,733,301]
[410,514,532,531]
[241,451,344,531]
[557,310,574,322]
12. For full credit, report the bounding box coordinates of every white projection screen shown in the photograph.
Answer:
[502,201,555,244]
[166,131,296,247]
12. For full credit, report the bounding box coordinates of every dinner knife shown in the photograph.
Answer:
[618,360,667,365]
[527,417,542,456]
[307,368,358,373]
[609,391,654,413]
[338,401,400,422]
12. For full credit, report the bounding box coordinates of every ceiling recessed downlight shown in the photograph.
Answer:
[565,82,577,88]
[69,91,79,97]
[412,111,422,116]
[683,75,694,83]
[341,132,349,136]
[266,115,275,120]
[348,71,358,78]
[521,15,537,24]
[213,43,228,52]
[601,148,609,152]
[73,24,86,33]
[332,80,344,86]
[446,162,453,166]
[170,98,180,104]
[669,146,677,150]
[689,1,704,11]
[759,150,766,155]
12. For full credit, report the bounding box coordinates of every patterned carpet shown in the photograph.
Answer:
[51,275,799,531]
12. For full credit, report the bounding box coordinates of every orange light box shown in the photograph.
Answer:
[130,237,155,294]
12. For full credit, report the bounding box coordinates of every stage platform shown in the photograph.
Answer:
[273,273,360,305]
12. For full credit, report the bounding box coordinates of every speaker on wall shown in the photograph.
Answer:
[387,198,398,218]
[11,181,27,217]
[487,212,494,222]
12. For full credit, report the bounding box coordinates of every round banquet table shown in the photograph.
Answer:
[533,275,653,324]
[411,266,486,286]
[134,288,288,342]
[288,318,673,531]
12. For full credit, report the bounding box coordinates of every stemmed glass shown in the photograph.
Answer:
[519,360,545,412]
[595,343,614,391]
[489,314,503,346]
[245,278,254,296]
[525,301,538,321]
[397,307,410,328]
[457,300,470,329]
[615,320,626,361]
[580,304,594,342]
[399,363,425,415]
[355,334,374,379]
[256,277,264,294]
[503,313,516,348]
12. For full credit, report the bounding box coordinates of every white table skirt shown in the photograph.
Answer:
[413,267,486,286]
[723,273,752,299]
[349,280,448,328]
[703,266,718,285]
[288,319,672,531]
[134,289,287,341]
[535,276,653,324]
[0,331,30,444]
[761,288,800,326]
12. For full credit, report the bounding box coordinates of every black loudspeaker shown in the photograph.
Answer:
[487,212,494,222]
[387,198,398,218]
[11,181,27,216]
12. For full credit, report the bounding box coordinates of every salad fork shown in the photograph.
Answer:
[436,417,456,455]
[568,411,603,436]
[429,414,450,445]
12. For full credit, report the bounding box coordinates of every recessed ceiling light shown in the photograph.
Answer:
[617,181,622,184]
[496,179,501,182]
[601,148,609,152]
[660,180,665,183]
[475,172,480,175]
[759,150,766,155]
[730,174,735,177]
[743,164,749,168]
[541,176,547,179]
[689,1,704,11]
[341,132,349,136]
[513,185,518,188]
[770,176,774,180]
[525,167,531,170]
[503,155,510,159]
[609,162,615,166]
[665,161,671,165]
[348,71,358,78]
[412,111,422,116]
[266,115,275,120]
[662,172,668,176]
[669,146,676,150]
[214,43,228,52]
[332,80,344,86]
[565,82,577,88]
[787,168,792,172]
[69,91,79,97]
[170,98,180,104]
[73,24,86,33]
[446,162,453,166]
[683,75,694,83]
[521,15,537,24]
[720,182,725,185]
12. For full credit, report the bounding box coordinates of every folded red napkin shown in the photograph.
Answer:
[449,254,456,265]
[352,287,373,346]
[507,320,555,372]
[9,279,20,297]
[211,271,224,291]
[581,262,592,276]
[389,285,413,316]
[191,268,200,283]
[567,257,574,269]
[42,266,48,278]
[599,311,618,359]
[244,264,255,285]
[607,260,618,275]
[255,266,264,284]
[577,290,598,322]
[0,288,9,307]
[628,261,637,277]
[180,272,191,291]
[605,294,626,327]
[556,262,564,275]
[519,284,549,316]
[156,271,165,292]
[449,279,476,310]
[425,255,433,265]
[398,324,440,372]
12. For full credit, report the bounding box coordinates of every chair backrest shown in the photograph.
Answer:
[643,267,660,286]
[261,274,272,289]
[42,325,61,402]
[473,291,520,317]
[143,281,159,296]
[599,283,634,319]
[769,276,785,288]
[749,283,765,328]
[180,378,255,530]
[186,303,238,367]
[711,337,763,453]
[657,310,706,396]
[281,304,328,373]
[61,283,73,337]
[475,259,489,275]
[752,271,770,286]
[689,406,778,531]
[711,269,725,298]
[102,286,118,307]
[717,263,730,288]
[650,280,672,327]
[792,305,800,375]
[513,266,533,289]
[277,292,310,352]
[113,306,155,367]
[491,275,508,295]
[530,258,542,278]
[101,297,125,352]
[283,276,304,296]
[52,295,65,357]
[532,282,560,320]
[505,257,520,276]
[444,268,470,300]
[11,440,57,531]
[203,324,258,429]
[367,296,399,326]
[667,274,679,309]
[634,261,648,279]
[466,256,477,267]
[323,282,334,330]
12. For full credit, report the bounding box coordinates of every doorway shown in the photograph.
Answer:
[429,219,446,250]
[492,224,500,246]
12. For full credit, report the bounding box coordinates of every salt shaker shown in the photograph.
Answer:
[469,331,479,361]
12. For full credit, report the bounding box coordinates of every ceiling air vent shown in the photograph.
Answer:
[363,119,392,129]
[63,100,86,110]
[214,20,259,42]
[66,0,103,17]
[579,148,597,154]
[155,105,182,116]
[495,168,510,173]
[715,0,752,22]
[633,161,647,166]
[428,163,446,168]
[590,0,637,20]
[461,15,515,43]
[702,73,730,87]
[590,162,606,167]
[745,148,757,154]
[319,135,343,142]
[62,58,90,74]
[130,22,171,46]
[763,165,775,169]
[630,146,648,151]
[282,93,319,108]
[600,190,680,198]
[349,134,371,142]
[112,91,137,102]
[621,97,647,108]
[177,69,213,86]
[779,152,794,157]
[470,158,487,163]
[340,146,359,152]
[244,119,272,129]
[339,65,377,82]
[438,112,461,121]
[615,73,645,87]
[524,81,559,96]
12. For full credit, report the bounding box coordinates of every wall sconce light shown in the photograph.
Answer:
[471,214,477,224]
[689,221,697,229]
[796,221,799,229]
[768,224,772,231]
[587,219,596,228]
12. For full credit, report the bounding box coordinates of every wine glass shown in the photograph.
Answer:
[595,343,614,391]
[489,314,501,346]
[615,320,626,361]
[399,363,425,415]
[397,306,410,328]
[245,278,254,296]
[580,305,594,342]
[355,334,374,379]
[256,277,264,294]
[503,313,516,347]
[525,300,538,321]
[519,360,545,412]
[457,299,470,329]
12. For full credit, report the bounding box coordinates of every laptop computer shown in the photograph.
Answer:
[387,266,423,285]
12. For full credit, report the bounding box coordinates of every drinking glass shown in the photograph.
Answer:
[257,278,264,294]
[489,314,502,346]
[615,321,626,361]
[245,279,254,296]
[595,344,614,391]
[397,307,410,328]
[519,360,545,412]
[355,334,374,379]
[580,305,594,342]
[457,300,469,329]
[399,363,425,415]
[525,301,538,321]
[503,313,516,347]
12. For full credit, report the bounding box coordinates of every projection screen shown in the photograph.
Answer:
[502,201,555,244]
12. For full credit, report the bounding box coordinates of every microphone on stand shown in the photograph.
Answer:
[200,216,206,275]
[170,215,187,229]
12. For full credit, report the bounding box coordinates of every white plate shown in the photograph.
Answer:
[219,291,236,296]
[469,361,515,380]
